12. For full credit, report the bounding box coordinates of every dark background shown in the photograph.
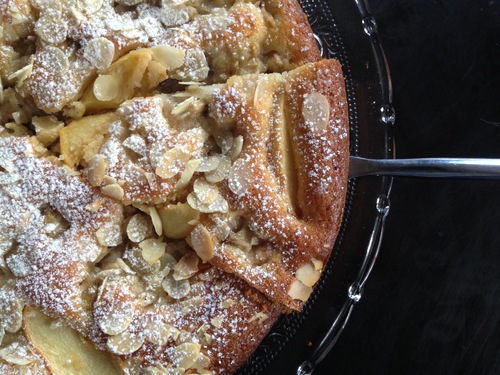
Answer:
[318,0,500,374]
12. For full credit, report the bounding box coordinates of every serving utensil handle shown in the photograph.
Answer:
[349,156,500,179]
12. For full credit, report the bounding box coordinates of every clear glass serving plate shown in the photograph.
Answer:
[236,0,394,374]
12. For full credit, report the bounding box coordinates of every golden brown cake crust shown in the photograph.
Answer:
[0,1,349,374]
[207,59,349,311]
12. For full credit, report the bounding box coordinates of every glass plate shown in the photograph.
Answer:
[236,0,394,374]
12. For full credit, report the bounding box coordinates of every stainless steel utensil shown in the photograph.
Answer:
[349,157,500,179]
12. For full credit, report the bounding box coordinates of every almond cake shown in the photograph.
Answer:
[0,0,350,373]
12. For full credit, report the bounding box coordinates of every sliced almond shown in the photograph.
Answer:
[173,252,199,280]
[228,157,252,196]
[210,315,222,329]
[302,92,330,132]
[101,183,124,200]
[187,192,228,214]
[295,261,322,288]
[155,147,191,179]
[126,214,151,243]
[175,158,200,192]
[139,239,166,264]
[157,203,199,240]
[288,279,313,302]
[146,320,180,346]
[188,224,215,262]
[229,135,244,160]
[162,276,190,299]
[0,342,37,365]
[87,156,108,187]
[95,223,123,247]
[196,156,220,173]
[148,206,163,236]
[107,330,144,355]
[150,45,185,70]
[193,178,219,205]
[312,258,323,271]
[94,277,137,336]
[93,75,119,101]
[172,96,196,117]
[84,37,115,72]
[170,342,201,369]
[248,311,269,324]
[205,155,231,183]
[123,134,147,156]
[34,15,68,45]
[42,46,69,73]
[0,287,23,333]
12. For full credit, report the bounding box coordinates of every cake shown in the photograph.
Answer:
[0,0,349,373]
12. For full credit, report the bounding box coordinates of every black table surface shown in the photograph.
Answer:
[317,0,500,374]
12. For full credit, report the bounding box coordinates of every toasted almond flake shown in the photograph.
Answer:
[158,203,199,239]
[221,298,235,309]
[193,352,211,371]
[12,111,27,124]
[172,97,196,117]
[7,56,34,87]
[170,342,201,369]
[173,252,199,280]
[93,75,119,101]
[196,156,220,172]
[205,155,231,183]
[139,239,166,264]
[288,279,313,302]
[187,192,228,214]
[156,147,191,178]
[229,135,244,160]
[179,296,203,312]
[193,178,219,205]
[0,288,23,333]
[95,223,122,247]
[148,206,163,236]
[40,46,69,73]
[146,321,179,346]
[0,343,36,365]
[248,311,269,324]
[101,183,124,200]
[126,214,151,243]
[228,158,252,195]
[95,277,137,336]
[189,224,215,262]
[116,258,136,275]
[123,134,147,156]
[302,92,330,132]
[150,45,185,69]
[312,258,323,271]
[76,0,104,15]
[175,158,200,192]
[87,156,108,187]
[210,315,222,328]
[85,198,103,212]
[162,276,190,299]
[34,13,67,44]
[84,37,115,72]
[107,330,144,355]
[295,261,322,287]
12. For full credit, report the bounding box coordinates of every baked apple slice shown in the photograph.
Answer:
[22,307,121,375]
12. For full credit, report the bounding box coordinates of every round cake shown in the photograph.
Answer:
[0,0,349,373]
